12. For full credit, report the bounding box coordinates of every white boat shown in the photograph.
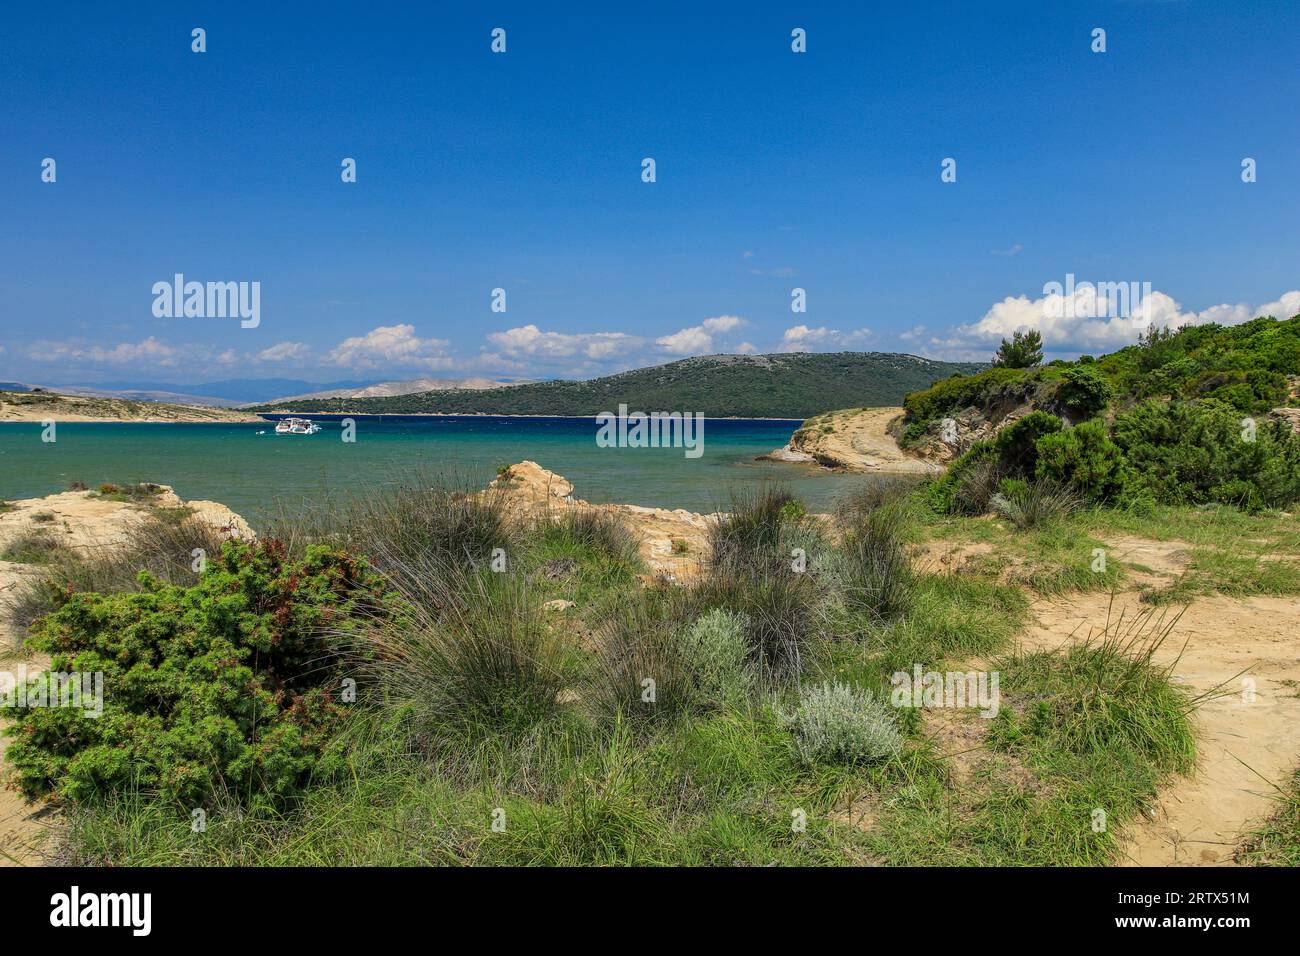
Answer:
[274,417,322,435]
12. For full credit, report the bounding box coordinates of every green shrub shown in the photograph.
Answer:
[5,540,388,806]
[1113,399,1300,509]
[1034,419,1127,501]
[1055,365,1114,419]
[903,367,1032,428]
[780,682,903,766]
[993,411,1063,476]
[676,608,752,706]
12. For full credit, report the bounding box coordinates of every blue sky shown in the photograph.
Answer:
[2,0,1298,386]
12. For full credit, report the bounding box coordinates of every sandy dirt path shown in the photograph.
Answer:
[1020,541,1300,865]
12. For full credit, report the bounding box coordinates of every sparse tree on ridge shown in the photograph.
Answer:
[992,329,1044,368]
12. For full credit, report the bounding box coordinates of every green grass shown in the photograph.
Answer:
[1141,548,1300,605]
[1237,766,1300,866]
[13,477,1222,868]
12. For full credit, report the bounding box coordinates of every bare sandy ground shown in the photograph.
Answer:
[1017,539,1300,866]
[0,392,262,423]
[781,407,944,475]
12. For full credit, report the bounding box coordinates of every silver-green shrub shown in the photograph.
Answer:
[678,608,751,705]
[781,681,903,766]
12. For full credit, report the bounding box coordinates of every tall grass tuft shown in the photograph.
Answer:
[952,458,1004,515]
[692,563,818,685]
[366,559,568,746]
[990,478,1081,530]
[586,589,700,730]
[833,503,914,621]
[267,468,517,589]
[533,508,641,567]
[994,601,1197,774]
[708,483,813,573]
[835,475,922,523]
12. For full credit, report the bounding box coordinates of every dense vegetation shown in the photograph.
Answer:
[3,472,1224,867]
[249,352,984,419]
[906,316,1300,513]
[7,541,390,806]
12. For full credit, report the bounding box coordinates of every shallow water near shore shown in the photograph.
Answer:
[0,415,888,524]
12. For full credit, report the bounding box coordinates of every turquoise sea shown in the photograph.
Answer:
[0,415,883,526]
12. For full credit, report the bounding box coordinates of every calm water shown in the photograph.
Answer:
[0,416,883,527]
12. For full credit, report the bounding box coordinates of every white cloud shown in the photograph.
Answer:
[257,341,311,363]
[991,243,1024,257]
[34,337,184,367]
[779,325,873,352]
[487,324,641,361]
[656,315,747,356]
[928,287,1300,359]
[326,324,451,371]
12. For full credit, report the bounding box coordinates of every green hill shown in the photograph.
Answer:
[249,352,986,418]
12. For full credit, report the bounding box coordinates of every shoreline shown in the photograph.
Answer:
[2,412,807,424]
[253,411,807,422]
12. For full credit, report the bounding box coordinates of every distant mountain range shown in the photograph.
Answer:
[17,377,516,407]
[250,352,987,418]
[257,377,521,405]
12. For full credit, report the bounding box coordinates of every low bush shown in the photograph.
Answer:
[1054,365,1114,419]
[1034,419,1127,501]
[675,608,752,707]
[5,540,389,806]
[1113,399,1300,509]
[993,411,1064,476]
[780,682,903,767]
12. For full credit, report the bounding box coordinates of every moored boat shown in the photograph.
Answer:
[274,417,322,435]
